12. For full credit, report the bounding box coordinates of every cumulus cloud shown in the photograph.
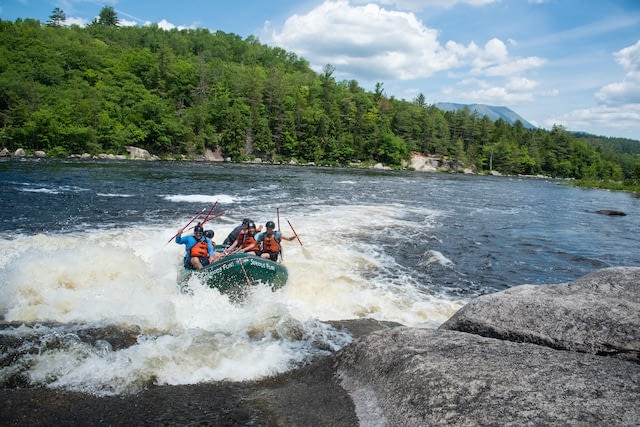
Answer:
[63,16,89,27]
[151,19,192,30]
[506,77,538,91]
[540,40,640,138]
[545,103,640,134]
[354,0,497,10]
[596,40,640,105]
[118,18,137,27]
[271,0,542,92]
[272,0,458,80]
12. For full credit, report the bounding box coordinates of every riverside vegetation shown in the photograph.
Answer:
[1,7,640,191]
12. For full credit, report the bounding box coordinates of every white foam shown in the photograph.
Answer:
[0,204,463,394]
[420,250,455,267]
[97,193,133,198]
[20,187,60,194]
[162,193,258,204]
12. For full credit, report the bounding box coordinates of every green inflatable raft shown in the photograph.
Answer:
[178,252,288,299]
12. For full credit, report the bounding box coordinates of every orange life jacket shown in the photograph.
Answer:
[261,233,281,253]
[190,240,209,257]
[239,230,257,249]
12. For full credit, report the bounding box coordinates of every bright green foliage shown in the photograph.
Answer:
[0,17,638,188]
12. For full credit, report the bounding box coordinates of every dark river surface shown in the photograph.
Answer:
[1,158,638,395]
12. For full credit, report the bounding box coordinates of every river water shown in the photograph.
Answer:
[1,158,639,395]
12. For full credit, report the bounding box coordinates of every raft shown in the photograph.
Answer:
[178,251,288,299]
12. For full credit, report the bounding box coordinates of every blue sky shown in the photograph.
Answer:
[2,0,640,140]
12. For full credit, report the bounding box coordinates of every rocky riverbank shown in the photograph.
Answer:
[1,146,476,174]
[1,267,638,425]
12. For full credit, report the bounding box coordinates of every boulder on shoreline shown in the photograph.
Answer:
[407,152,474,173]
[336,267,640,425]
[125,145,159,161]
[1,268,639,425]
[337,327,639,426]
[441,266,640,362]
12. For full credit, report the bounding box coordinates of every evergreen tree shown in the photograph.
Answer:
[97,6,119,27]
[47,8,66,27]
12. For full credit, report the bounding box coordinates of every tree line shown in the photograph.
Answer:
[1,9,639,190]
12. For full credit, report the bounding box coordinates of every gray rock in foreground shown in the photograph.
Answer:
[337,327,640,426]
[440,266,640,362]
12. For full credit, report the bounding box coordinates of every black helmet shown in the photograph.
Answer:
[204,230,214,238]
[266,221,276,229]
[247,221,256,229]
[194,224,204,233]
[242,218,252,225]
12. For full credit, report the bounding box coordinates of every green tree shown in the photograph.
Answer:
[0,17,636,190]
[47,8,66,27]
[97,6,119,27]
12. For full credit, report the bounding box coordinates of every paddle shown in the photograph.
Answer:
[287,219,312,259]
[166,206,207,244]
[183,202,225,232]
[166,201,219,244]
[277,207,281,231]
[286,219,303,246]
[196,210,225,228]
[277,207,284,262]
[201,201,218,224]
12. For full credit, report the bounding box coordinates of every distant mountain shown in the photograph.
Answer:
[435,103,537,130]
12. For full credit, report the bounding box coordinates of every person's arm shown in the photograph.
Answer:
[226,237,240,254]
[175,229,185,244]
[207,239,215,258]
[277,231,296,241]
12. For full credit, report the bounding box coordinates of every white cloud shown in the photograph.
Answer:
[271,0,459,80]
[538,40,640,138]
[354,0,497,11]
[155,19,178,30]
[506,77,538,91]
[118,18,137,27]
[482,56,546,77]
[271,0,542,87]
[458,86,535,104]
[615,40,640,70]
[596,40,640,105]
[63,16,89,27]
[544,103,640,135]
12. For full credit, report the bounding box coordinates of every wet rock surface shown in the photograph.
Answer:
[0,319,396,426]
[440,267,640,362]
[337,327,639,426]
[0,356,357,427]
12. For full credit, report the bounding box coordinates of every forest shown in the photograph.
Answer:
[1,7,639,191]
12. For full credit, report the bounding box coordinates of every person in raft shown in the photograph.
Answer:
[175,223,216,270]
[222,218,262,246]
[225,221,260,255]
[255,221,295,262]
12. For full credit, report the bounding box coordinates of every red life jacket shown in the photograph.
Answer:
[261,233,281,253]
[190,240,209,257]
